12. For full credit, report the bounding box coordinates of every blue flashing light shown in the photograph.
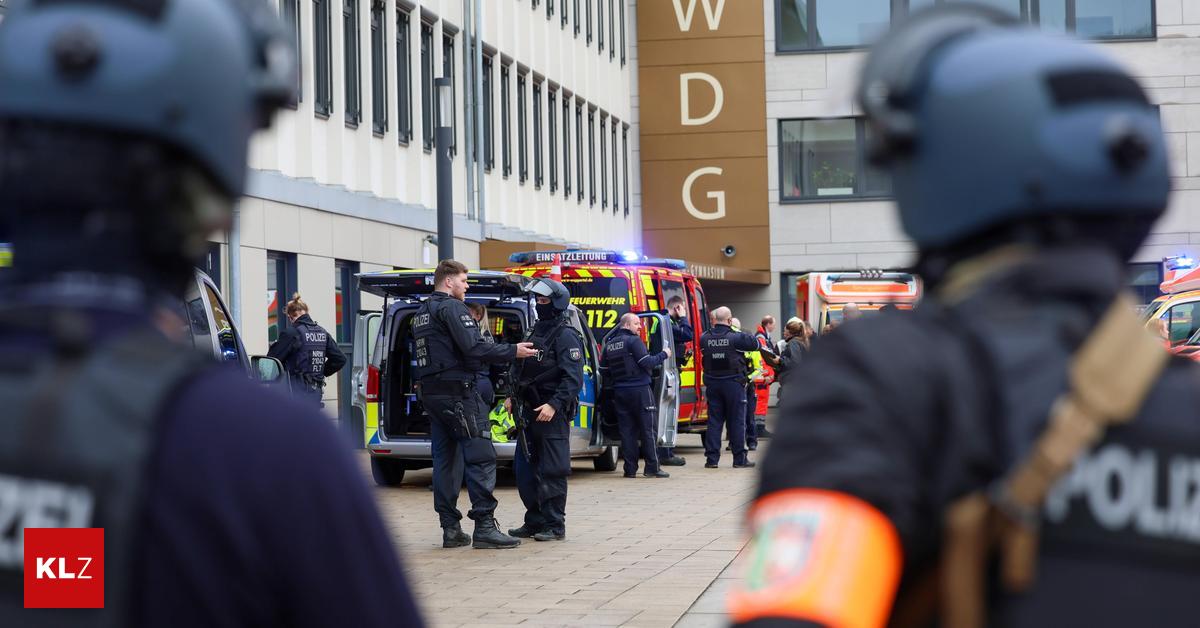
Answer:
[619,250,640,262]
[1165,255,1195,272]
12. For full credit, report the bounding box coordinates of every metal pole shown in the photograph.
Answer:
[436,76,455,261]
[229,202,242,327]
[462,0,475,221]
[474,0,485,231]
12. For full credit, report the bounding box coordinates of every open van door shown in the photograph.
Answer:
[639,312,680,448]
[349,311,382,449]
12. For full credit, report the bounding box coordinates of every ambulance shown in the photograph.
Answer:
[506,250,714,432]
[1141,256,1200,347]
[794,271,922,332]
[350,269,681,486]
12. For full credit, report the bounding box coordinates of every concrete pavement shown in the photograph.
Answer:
[365,434,759,627]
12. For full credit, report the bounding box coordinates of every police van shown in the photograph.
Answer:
[350,269,680,487]
[506,250,711,433]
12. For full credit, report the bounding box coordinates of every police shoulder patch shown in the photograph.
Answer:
[568,347,582,362]
[460,314,477,327]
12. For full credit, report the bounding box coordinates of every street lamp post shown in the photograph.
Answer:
[435,77,454,261]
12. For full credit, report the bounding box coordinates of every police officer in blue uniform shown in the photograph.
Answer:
[508,279,585,542]
[0,1,423,625]
[412,259,536,550]
[267,293,346,406]
[731,7,1198,627]
[659,296,693,466]
[699,307,759,469]
[603,312,671,479]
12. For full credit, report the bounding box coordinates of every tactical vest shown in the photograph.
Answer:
[0,310,208,628]
[411,295,469,381]
[286,320,329,388]
[701,327,746,380]
[516,317,577,402]
[601,329,642,387]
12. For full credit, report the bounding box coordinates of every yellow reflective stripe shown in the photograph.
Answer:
[577,269,594,278]
[642,275,657,296]
[366,402,380,447]
[598,269,615,278]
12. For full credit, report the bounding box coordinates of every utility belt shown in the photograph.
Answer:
[417,378,476,397]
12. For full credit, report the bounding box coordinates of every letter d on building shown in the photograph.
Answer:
[680,73,724,127]
[683,167,726,221]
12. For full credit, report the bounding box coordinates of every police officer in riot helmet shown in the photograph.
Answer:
[731,7,1194,628]
[267,293,346,406]
[603,312,671,479]
[508,278,585,542]
[412,259,537,550]
[699,307,760,469]
[0,0,422,625]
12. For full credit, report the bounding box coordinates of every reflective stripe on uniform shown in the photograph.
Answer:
[728,488,902,628]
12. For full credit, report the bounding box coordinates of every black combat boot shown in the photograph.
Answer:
[442,524,471,548]
[507,523,541,538]
[532,529,566,542]
[473,515,521,549]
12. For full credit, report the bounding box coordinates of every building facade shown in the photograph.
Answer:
[688,0,1200,332]
[207,0,639,415]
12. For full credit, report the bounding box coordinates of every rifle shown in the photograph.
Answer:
[511,396,532,462]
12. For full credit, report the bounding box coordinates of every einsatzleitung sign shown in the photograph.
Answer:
[637,0,770,275]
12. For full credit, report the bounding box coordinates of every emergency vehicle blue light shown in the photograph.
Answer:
[620,250,640,262]
[1165,256,1195,271]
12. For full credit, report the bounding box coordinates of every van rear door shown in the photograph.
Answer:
[639,312,680,448]
[350,311,382,448]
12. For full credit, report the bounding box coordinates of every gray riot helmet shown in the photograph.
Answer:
[857,5,1169,253]
[530,278,571,313]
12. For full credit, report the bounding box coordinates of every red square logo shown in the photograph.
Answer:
[23,528,104,609]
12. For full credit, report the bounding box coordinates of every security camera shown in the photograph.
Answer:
[721,245,737,258]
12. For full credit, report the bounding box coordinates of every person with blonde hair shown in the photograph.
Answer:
[268,293,347,407]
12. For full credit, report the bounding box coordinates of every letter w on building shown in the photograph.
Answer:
[672,0,725,31]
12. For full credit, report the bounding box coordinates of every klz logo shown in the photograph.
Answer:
[24,528,104,608]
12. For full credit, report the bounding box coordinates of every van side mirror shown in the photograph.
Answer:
[251,356,286,383]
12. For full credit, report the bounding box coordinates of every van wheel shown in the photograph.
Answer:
[371,457,407,487]
[593,446,618,472]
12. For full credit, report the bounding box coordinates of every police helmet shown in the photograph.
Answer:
[0,0,296,199]
[530,278,571,312]
[857,6,1169,250]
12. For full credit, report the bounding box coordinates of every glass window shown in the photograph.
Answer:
[562,0,569,28]
[534,80,544,189]
[518,72,528,183]
[549,88,558,192]
[370,0,387,134]
[280,0,302,103]
[1076,0,1153,39]
[587,0,593,43]
[421,21,434,150]
[609,0,616,60]
[779,118,891,201]
[267,252,295,344]
[611,117,619,214]
[778,0,810,51]
[397,9,412,143]
[205,284,243,364]
[502,64,512,177]
[814,0,890,48]
[575,0,582,35]
[576,101,585,203]
[548,0,554,19]
[314,0,333,116]
[588,108,596,206]
[186,290,212,352]
[563,94,572,197]
[1038,0,1069,33]
[619,0,626,64]
[344,0,361,126]
[600,114,608,209]
[597,0,604,52]
[622,124,630,216]
[335,260,360,344]
[483,55,495,171]
[1166,301,1200,345]
[565,277,631,332]
[1128,263,1162,307]
[442,34,457,154]
[202,242,222,289]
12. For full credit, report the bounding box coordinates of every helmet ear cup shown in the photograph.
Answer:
[858,5,1019,165]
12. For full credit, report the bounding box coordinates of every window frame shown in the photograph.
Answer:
[533,79,544,190]
[518,71,529,184]
[442,32,457,155]
[344,0,362,127]
[619,0,626,65]
[600,112,608,210]
[549,87,559,193]
[397,8,413,143]
[563,93,572,198]
[267,251,299,345]
[314,0,334,117]
[588,106,596,207]
[562,0,570,28]
[370,0,387,135]
[334,259,362,345]
[280,0,303,105]
[774,0,1157,54]
[611,116,619,214]
[420,20,435,151]
[576,100,585,203]
[622,123,630,217]
[575,0,582,36]
[598,0,605,53]
[587,0,593,44]
[608,0,616,61]
[502,63,512,177]
[777,116,893,203]
[483,54,495,172]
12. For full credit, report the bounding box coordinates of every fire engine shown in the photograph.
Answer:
[1143,256,1200,355]
[794,271,922,332]
[507,250,715,432]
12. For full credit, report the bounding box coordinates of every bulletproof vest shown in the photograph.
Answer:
[0,311,208,628]
[701,326,746,379]
[601,329,640,385]
[411,295,469,381]
[286,319,329,387]
[517,317,574,396]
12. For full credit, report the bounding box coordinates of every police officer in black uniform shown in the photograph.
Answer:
[0,1,423,625]
[508,279,585,542]
[659,296,693,466]
[730,7,1196,628]
[267,293,346,406]
[699,307,760,469]
[411,259,536,550]
[603,312,671,479]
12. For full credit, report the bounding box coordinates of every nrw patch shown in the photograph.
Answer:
[568,347,582,361]
[460,314,477,327]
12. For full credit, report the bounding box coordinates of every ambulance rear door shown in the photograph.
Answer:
[639,312,680,447]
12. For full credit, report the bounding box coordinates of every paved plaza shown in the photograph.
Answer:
[363,434,758,628]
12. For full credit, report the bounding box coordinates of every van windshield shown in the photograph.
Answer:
[565,276,631,332]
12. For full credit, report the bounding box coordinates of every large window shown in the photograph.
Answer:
[344,0,362,126]
[588,107,596,207]
[619,0,626,65]
[576,100,584,203]
[547,0,554,20]
[533,80,544,189]
[622,123,630,217]
[370,0,387,134]
[562,0,569,28]
[421,21,434,150]
[587,0,593,43]
[397,9,412,143]
[314,0,333,116]
[778,0,1155,51]
[335,260,361,344]
[608,0,616,61]
[611,117,619,215]
[779,118,892,201]
[575,0,582,36]
[502,63,512,177]
[549,88,559,193]
[442,33,457,154]
[518,71,528,183]
[597,0,604,53]
[281,0,302,103]
[483,55,495,171]
[267,252,297,344]
[1128,262,1163,306]
[563,94,572,198]
[600,113,608,210]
